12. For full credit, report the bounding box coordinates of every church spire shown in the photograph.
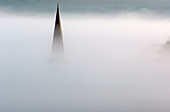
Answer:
[52,3,64,56]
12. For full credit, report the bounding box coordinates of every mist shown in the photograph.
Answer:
[1,10,170,112]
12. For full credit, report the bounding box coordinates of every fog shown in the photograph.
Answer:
[1,11,170,112]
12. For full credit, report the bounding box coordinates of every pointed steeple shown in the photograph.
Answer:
[52,3,64,56]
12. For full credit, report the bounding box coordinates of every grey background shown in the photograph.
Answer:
[0,0,170,16]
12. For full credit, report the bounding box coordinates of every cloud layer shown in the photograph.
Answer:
[0,0,170,17]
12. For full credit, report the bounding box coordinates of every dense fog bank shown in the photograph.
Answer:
[1,12,170,112]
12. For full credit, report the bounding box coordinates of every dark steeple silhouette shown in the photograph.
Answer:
[52,3,64,56]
